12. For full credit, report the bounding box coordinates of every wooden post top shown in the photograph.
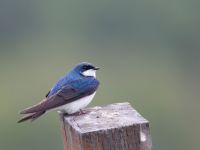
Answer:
[60,102,152,150]
[63,102,148,133]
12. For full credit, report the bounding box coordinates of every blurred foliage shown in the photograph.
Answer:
[0,0,200,150]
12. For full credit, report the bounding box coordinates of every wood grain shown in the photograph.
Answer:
[60,102,152,150]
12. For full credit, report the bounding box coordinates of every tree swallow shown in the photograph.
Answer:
[18,62,100,123]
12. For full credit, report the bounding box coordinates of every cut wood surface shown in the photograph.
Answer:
[60,102,152,150]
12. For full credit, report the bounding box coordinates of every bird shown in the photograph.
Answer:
[18,62,100,123]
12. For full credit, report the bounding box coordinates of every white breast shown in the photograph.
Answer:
[57,92,96,114]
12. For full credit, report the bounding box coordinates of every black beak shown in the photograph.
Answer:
[94,67,100,70]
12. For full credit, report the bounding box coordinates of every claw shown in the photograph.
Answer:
[79,109,87,115]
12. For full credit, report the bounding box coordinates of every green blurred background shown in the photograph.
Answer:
[0,0,200,150]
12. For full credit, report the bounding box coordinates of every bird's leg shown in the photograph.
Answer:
[57,110,72,117]
[63,112,69,116]
[79,109,87,115]
[58,111,68,116]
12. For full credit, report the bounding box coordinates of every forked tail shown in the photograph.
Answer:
[17,111,45,123]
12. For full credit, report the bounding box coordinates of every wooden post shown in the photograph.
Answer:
[59,102,152,150]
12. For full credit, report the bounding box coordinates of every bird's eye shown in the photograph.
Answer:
[83,65,89,70]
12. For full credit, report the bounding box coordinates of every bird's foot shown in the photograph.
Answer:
[79,109,87,115]
[63,112,69,116]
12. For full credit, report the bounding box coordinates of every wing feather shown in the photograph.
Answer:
[20,78,99,114]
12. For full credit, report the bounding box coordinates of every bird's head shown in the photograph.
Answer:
[73,62,100,78]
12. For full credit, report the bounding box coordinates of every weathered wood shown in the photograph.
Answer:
[60,102,152,150]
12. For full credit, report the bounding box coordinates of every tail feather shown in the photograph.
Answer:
[17,111,45,123]
[17,114,33,123]
[20,99,47,114]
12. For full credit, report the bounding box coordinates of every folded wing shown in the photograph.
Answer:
[20,78,99,114]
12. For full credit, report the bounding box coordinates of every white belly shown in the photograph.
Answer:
[57,92,96,114]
